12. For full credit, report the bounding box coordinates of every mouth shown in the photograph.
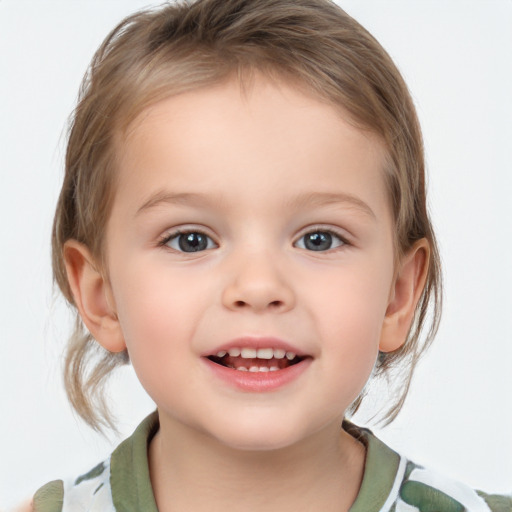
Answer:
[203,341,313,391]
[207,347,307,372]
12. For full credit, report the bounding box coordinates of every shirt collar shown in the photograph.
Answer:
[110,412,401,512]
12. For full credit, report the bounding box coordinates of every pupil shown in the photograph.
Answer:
[179,233,207,252]
[305,232,332,251]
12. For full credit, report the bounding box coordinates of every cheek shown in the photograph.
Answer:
[313,261,392,337]
[109,261,200,373]
[112,253,201,330]
[308,261,393,388]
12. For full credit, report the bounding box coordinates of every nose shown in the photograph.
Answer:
[221,252,295,313]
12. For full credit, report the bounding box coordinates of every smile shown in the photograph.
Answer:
[207,347,304,372]
[203,338,312,391]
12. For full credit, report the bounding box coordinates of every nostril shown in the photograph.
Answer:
[232,299,283,309]
[234,300,284,309]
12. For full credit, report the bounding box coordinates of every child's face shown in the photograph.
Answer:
[103,76,398,450]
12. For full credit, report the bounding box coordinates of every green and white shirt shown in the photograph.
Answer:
[33,413,511,512]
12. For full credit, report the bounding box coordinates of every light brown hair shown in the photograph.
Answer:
[52,0,442,432]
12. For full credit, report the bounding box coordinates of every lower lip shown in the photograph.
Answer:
[202,358,312,392]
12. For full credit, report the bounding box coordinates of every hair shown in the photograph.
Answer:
[52,0,442,432]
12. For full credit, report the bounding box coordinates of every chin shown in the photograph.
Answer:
[218,434,300,453]
[208,417,313,453]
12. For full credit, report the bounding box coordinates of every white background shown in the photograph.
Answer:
[1,0,511,508]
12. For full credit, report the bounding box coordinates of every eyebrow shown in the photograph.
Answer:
[286,192,376,220]
[136,190,376,219]
[136,191,217,216]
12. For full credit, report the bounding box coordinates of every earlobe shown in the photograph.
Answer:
[63,240,126,353]
[379,239,430,353]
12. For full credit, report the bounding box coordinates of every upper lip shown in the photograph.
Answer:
[202,336,310,358]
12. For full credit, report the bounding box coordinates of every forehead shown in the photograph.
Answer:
[113,75,389,218]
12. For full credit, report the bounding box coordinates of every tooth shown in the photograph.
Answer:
[269,366,279,372]
[237,366,248,371]
[273,349,286,359]
[259,367,269,372]
[286,351,296,360]
[249,366,259,372]
[216,350,227,357]
[241,348,257,358]
[257,348,273,359]
[228,348,241,357]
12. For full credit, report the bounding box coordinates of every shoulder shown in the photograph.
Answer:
[32,459,114,512]
[349,422,512,512]
[397,460,512,512]
[30,412,159,512]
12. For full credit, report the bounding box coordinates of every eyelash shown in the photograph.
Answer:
[158,227,350,253]
[158,229,218,253]
[294,227,349,252]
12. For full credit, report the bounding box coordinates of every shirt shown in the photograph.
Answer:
[33,412,512,512]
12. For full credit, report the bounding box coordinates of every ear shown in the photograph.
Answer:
[63,240,126,353]
[379,239,430,353]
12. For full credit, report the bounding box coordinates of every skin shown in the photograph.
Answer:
[64,75,429,512]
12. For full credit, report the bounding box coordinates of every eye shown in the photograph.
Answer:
[295,230,346,252]
[163,231,217,253]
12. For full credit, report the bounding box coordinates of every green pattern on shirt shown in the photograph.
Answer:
[400,480,465,511]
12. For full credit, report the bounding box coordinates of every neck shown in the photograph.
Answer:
[149,412,366,512]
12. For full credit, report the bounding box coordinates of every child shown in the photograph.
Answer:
[28,0,510,510]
